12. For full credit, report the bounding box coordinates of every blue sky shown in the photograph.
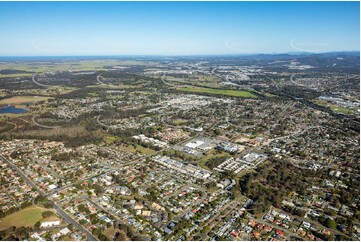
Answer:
[0,1,359,56]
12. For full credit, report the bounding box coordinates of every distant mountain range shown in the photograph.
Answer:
[0,51,359,63]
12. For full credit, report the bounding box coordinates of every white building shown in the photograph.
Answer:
[40,220,61,228]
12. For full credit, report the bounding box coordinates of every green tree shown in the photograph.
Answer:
[326,218,337,229]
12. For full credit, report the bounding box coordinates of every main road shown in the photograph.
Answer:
[31,74,60,88]
[0,155,98,241]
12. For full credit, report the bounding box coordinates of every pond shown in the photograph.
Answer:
[0,105,28,114]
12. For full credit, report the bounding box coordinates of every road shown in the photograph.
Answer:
[189,199,238,240]
[85,197,149,240]
[283,209,356,241]
[96,73,121,88]
[32,115,62,129]
[0,155,45,196]
[31,74,59,88]
[0,155,98,241]
[54,201,99,241]
[48,133,200,199]
[289,73,304,87]
[253,218,302,241]
[200,200,240,241]
[45,172,104,197]
[96,115,116,129]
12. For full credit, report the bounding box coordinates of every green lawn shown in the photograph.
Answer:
[177,86,258,98]
[0,206,57,231]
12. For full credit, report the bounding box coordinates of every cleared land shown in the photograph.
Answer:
[119,144,156,155]
[177,86,258,98]
[0,96,49,105]
[198,150,230,171]
[0,206,57,231]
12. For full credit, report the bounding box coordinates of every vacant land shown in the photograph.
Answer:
[119,144,156,155]
[177,86,258,98]
[0,206,57,231]
[0,96,49,105]
[104,227,130,241]
[198,150,230,170]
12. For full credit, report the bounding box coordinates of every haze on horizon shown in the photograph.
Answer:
[0,1,359,56]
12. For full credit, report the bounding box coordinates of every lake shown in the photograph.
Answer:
[0,105,28,114]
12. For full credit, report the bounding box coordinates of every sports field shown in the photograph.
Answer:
[0,206,57,231]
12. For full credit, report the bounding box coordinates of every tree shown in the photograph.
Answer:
[92,228,102,237]
[326,218,337,229]
[42,211,54,219]
[79,219,88,225]
[94,184,105,195]
[114,231,126,241]
[34,221,41,230]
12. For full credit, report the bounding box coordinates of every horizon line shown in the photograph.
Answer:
[0,50,359,58]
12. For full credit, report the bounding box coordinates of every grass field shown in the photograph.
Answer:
[331,106,355,115]
[119,144,156,155]
[172,119,188,125]
[103,134,119,144]
[0,206,57,231]
[0,73,33,78]
[0,96,49,105]
[88,92,100,97]
[313,99,356,115]
[167,77,224,89]
[177,86,258,98]
[198,150,230,171]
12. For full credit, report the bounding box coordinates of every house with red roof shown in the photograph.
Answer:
[253,231,260,239]
[276,230,284,237]
[264,226,273,232]
[248,220,256,227]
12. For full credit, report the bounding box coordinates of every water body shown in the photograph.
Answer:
[0,105,28,114]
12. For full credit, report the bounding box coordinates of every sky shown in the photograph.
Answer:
[0,1,359,56]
